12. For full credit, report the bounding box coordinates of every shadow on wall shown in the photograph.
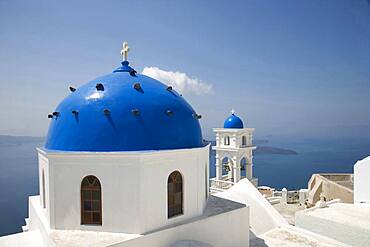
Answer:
[249,231,268,247]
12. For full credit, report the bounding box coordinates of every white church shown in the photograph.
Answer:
[1,43,370,247]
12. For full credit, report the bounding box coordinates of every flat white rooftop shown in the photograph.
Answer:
[0,230,43,247]
[296,202,370,246]
[0,229,141,247]
[49,230,141,247]
[252,226,347,247]
[303,203,370,231]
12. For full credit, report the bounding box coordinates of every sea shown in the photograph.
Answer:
[0,135,369,236]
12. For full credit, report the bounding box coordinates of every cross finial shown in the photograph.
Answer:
[120,42,130,61]
[231,109,235,115]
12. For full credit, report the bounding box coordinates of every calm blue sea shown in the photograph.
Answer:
[210,137,369,190]
[0,136,369,236]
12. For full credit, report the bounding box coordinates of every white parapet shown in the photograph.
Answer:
[22,218,30,232]
[281,188,288,204]
[299,189,309,205]
[354,156,370,203]
[214,178,287,236]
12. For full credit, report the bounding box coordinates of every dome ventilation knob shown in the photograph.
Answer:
[193,113,202,119]
[167,86,173,91]
[52,111,60,117]
[131,108,140,116]
[96,83,104,91]
[69,86,76,92]
[72,110,78,115]
[103,109,110,115]
[129,69,137,76]
[166,110,174,116]
[47,114,53,119]
[133,83,142,91]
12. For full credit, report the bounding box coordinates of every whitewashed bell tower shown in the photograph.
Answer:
[211,110,257,188]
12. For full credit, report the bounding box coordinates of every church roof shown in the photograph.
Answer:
[223,111,244,129]
[44,57,203,152]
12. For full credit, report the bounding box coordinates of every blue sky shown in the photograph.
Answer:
[0,0,369,140]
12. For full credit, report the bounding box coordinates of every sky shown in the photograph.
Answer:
[0,0,369,140]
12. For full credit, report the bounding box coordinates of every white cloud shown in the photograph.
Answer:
[142,67,213,96]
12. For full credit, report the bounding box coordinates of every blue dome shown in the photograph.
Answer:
[44,61,203,152]
[224,113,244,129]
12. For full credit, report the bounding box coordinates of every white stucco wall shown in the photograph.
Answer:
[117,205,249,247]
[216,179,287,236]
[354,156,370,203]
[37,145,209,234]
[139,149,209,232]
[37,152,52,228]
[28,196,55,247]
[214,128,254,149]
[26,194,249,247]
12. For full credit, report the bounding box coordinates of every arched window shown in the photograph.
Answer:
[240,157,247,177]
[224,136,230,146]
[42,170,46,208]
[81,175,102,225]
[167,171,183,218]
[242,136,247,146]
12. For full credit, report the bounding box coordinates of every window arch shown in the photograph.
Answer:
[224,136,230,145]
[81,175,102,225]
[240,157,247,177]
[242,136,247,146]
[167,171,183,218]
[222,157,232,176]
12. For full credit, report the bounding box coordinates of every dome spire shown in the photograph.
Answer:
[224,109,244,128]
[120,42,130,61]
[114,42,135,73]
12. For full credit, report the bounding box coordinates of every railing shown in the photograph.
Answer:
[209,176,258,193]
[217,174,249,181]
[265,189,302,205]
[210,178,235,192]
[239,143,254,148]
[273,191,283,197]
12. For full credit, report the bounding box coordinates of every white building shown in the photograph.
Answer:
[295,156,370,246]
[354,156,370,203]
[0,43,249,247]
[1,42,368,247]
[210,110,257,192]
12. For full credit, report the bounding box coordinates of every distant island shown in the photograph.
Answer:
[0,136,297,155]
[0,135,44,147]
[254,139,269,144]
[254,146,298,155]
